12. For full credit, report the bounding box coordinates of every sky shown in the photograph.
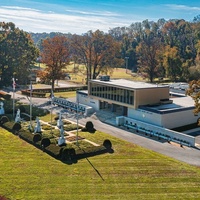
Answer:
[0,0,200,34]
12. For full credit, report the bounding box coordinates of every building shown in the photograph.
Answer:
[77,77,199,146]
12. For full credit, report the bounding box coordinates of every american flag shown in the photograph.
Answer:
[12,78,16,90]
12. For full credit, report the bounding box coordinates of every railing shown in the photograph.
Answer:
[117,116,195,147]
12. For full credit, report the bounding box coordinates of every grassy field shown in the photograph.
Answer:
[1,127,200,200]
[35,60,144,84]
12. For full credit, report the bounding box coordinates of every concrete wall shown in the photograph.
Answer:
[134,87,169,109]
[77,93,100,111]
[128,108,162,127]
[116,116,195,147]
[128,107,199,129]
[162,109,199,129]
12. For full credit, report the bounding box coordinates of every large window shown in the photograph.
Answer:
[90,83,134,105]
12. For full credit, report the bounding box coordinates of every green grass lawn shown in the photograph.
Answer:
[1,127,200,200]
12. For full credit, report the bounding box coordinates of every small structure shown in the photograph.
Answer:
[34,117,41,133]
[0,102,5,115]
[15,109,21,123]
[57,112,63,128]
[58,125,66,146]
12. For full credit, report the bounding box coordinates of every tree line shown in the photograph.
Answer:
[1,16,200,90]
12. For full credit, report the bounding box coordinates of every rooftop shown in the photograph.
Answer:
[90,79,168,90]
[140,96,195,114]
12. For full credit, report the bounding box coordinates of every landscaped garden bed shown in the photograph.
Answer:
[0,113,112,162]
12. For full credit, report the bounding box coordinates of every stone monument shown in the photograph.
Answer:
[34,117,41,133]
[0,102,5,115]
[15,109,21,123]
[58,125,66,146]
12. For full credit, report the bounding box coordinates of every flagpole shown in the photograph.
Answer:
[29,80,32,129]
[12,78,15,118]
[76,90,79,146]
[50,89,54,135]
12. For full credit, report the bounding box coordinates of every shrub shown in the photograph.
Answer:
[41,138,51,148]
[0,116,9,125]
[18,105,26,113]
[45,144,63,159]
[61,148,76,161]
[0,91,11,100]
[103,139,112,149]
[64,124,82,131]
[84,121,96,133]
[12,122,21,134]
[33,133,42,143]
[42,124,52,130]
[19,130,35,144]
[86,121,94,130]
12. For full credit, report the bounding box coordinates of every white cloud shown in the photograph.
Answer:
[1,6,40,12]
[165,4,200,11]
[0,6,132,34]
[65,9,121,17]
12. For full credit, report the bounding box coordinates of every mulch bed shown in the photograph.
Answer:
[66,135,85,142]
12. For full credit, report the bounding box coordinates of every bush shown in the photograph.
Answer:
[86,121,94,130]
[44,144,63,159]
[84,121,96,133]
[0,91,11,100]
[12,122,21,134]
[64,124,82,131]
[103,139,112,149]
[18,105,26,113]
[0,116,9,125]
[33,133,42,143]
[41,138,51,148]
[61,148,76,161]
[42,124,52,130]
[19,130,35,144]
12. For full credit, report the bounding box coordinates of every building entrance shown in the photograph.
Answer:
[100,101,127,116]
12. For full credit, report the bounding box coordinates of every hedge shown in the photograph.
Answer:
[21,90,46,98]
[75,146,107,160]
[1,121,21,134]
[0,91,11,100]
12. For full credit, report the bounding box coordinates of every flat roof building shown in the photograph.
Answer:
[76,78,198,130]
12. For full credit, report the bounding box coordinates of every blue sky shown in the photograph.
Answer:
[0,0,200,34]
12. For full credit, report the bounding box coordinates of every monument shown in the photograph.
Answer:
[58,125,66,146]
[0,102,5,115]
[15,109,21,123]
[34,117,41,133]
[57,112,63,128]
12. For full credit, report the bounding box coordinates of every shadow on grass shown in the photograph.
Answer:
[61,147,114,167]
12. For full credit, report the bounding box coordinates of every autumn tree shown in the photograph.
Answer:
[163,45,182,81]
[40,35,70,91]
[0,22,39,87]
[187,80,200,115]
[136,31,163,82]
[71,30,123,83]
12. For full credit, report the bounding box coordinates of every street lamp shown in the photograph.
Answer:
[125,57,129,74]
